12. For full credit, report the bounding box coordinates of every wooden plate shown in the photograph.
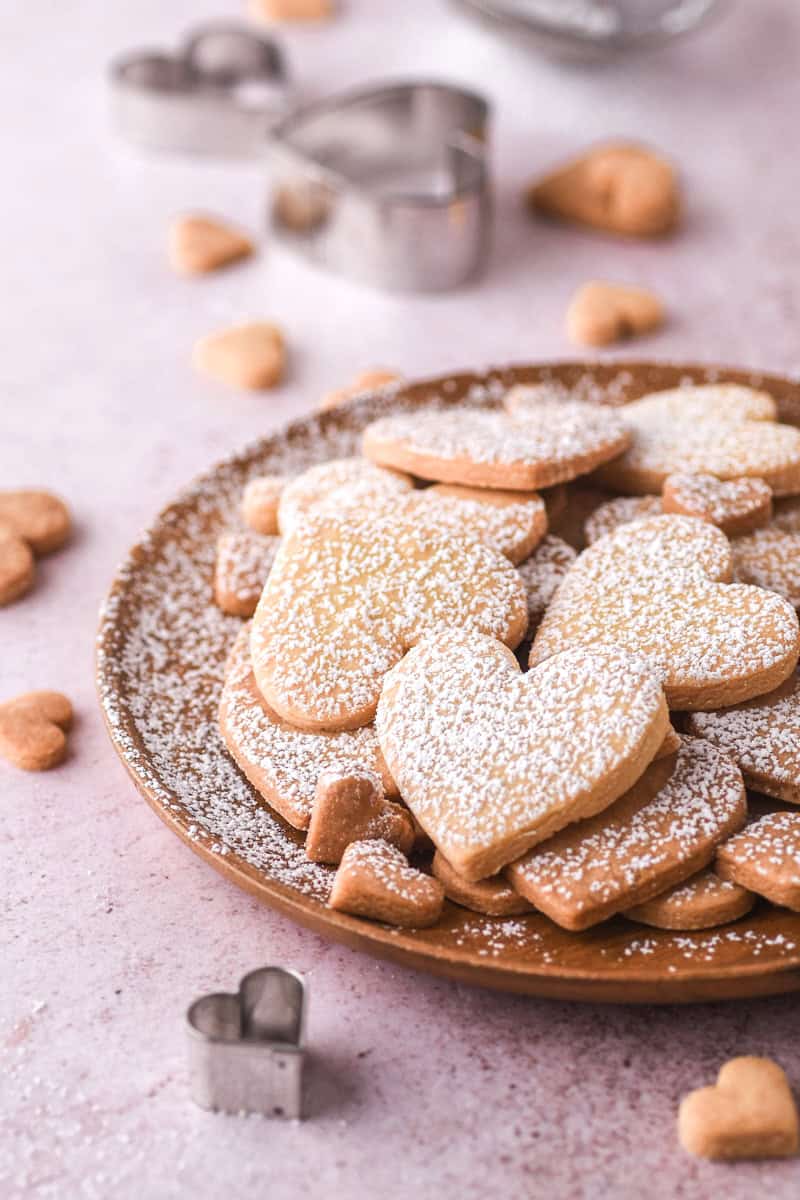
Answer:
[97,360,800,1003]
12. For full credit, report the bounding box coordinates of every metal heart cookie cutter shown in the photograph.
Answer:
[267,81,491,291]
[110,22,292,156]
[186,966,306,1118]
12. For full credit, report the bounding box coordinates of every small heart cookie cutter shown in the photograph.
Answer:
[267,81,491,291]
[186,966,306,1118]
[110,22,292,156]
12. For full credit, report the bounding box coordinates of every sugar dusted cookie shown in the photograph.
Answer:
[532,515,800,710]
[732,528,800,609]
[364,401,630,491]
[624,869,754,931]
[278,458,414,533]
[507,738,746,930]
[679,1057,799,1160]
[305,768,413,864]
[319,369,402,412]
[516,535,576,632]
[584,495,662,545]
[241,475,289,535]
[329,839,444,928]
[168,215,253,275]
[662,473,772,536]
[0,527,35,606]
[595,385,800,496]
[193,321,286,390]
[0,690,73,771]
[219,628,397,830]
[432,850,533,917]
[377,630,669,881]
[0,489,71,555]
[716,811,800,910]
[566,281,664,347]
[213,531,280,618]
[686,672,800,804]
[251,512,528,732]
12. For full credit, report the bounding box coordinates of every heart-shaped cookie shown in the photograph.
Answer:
[193,322,286,390]
[687,671,800,804]
[168,214,254,275]
[305,768,414,864]
[363,401,631,491]
[0,489,71,555]
[432,850,533,917]
[716,811,800,910]
[278,458,414,532]
[624,868,754,931]
[679,1057,799,1160]
[731,527,800,610]
[0,690,73,771]
[507,737,746,930]
[376,630,669,880]
[251,512,528,732]
[662,472,772,536]
[532,515,800,709]
[584,495,662,545]
[219,628,398,830]
[566,281,664,347]
[328,839,445,928]
[213,531,280,617]
[595,385,800,496]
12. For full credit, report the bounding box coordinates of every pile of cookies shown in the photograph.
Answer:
[212,382,800,933]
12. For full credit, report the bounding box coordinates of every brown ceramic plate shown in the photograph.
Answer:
[97,360,800,1003]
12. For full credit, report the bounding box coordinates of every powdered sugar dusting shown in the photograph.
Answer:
[516,535,577,628]
[584,495,662,545]
[732,527,800,609]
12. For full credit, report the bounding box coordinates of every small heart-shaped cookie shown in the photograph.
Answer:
[193,322,286,390]
[595,385,800,496]
[251,512,528,732]
[241,475,290,535]
[305,768,413,864]
[624,868,754,931]
[0,489,71,554]
[532,515,800,709]
[0,527,35,606]
[278,458,414,533]
[716,811,800,910]
[584,495,662,545]
[214,531,280,617]
[377,630,668,880]
[432,850,533,917]
[566,281,664,347]
[168,215,254,275]
[679,1057,799,1160]
[329,839,444,928]
[662,473,772,536]
[0,690,73,771]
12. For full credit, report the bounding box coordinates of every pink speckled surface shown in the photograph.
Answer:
[3,2,800,1196]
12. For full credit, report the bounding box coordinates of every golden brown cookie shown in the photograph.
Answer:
[278,458,414,533]
[218,627,397,830]
[168,215,253,275]
[305,768,414,864]
[624,869,754,931]
[527,141,680,237]
[377,630,669,881]
[193,322,286,390]
[319,370,402,412]
[251,512,528,732]
[241,475,289,535]
[686,672,800,804]
[662,473,772,536]
[365,400,631,491]
[329,839,444,928]
[532,515,800,710]
[516,535,577,633]
[566,281,664,347]
[0,489,71,554]
[584,495,662,545]
[431,850,533,917]
[0,527,35,606]
[679,1057,799,1160]
[507,738,746,930]
[595,385,800,496]
[0,691,73,771]
[716,811,800,910]
[213,531,280,618]
[731,527,800,609]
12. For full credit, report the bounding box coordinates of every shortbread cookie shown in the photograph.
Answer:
[0,528,35,606]
[532,515,800,710]
[329,839,444,928]
[241,475,289,535]
[0,489,71,554]
[168,215,253,275]
[0,691,73,771]
[193,321,286,390]
[566,281,664,347]
[528,141,680,237]
[305,768,414,864]
[516,535,577,632]
[377,630,668,880]
[686,672,800,804]
[662,473,772,536]
[584,495,662,545]
[507,738,746,930]
[596,385,800,496]
[319,369,402,412]
[251,512,528,732]
[716,811,800,910]
[250,0,333,20]
[213,531,280,618]
[731,528,800,609]
[432,850,533,917]
[624,869,754,931]
[277,457,414,533]
[219,629,397,829]
[364,402,630,490]
[679,1057,799,1160]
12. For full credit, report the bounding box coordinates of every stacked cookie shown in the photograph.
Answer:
[213,383,800,933]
